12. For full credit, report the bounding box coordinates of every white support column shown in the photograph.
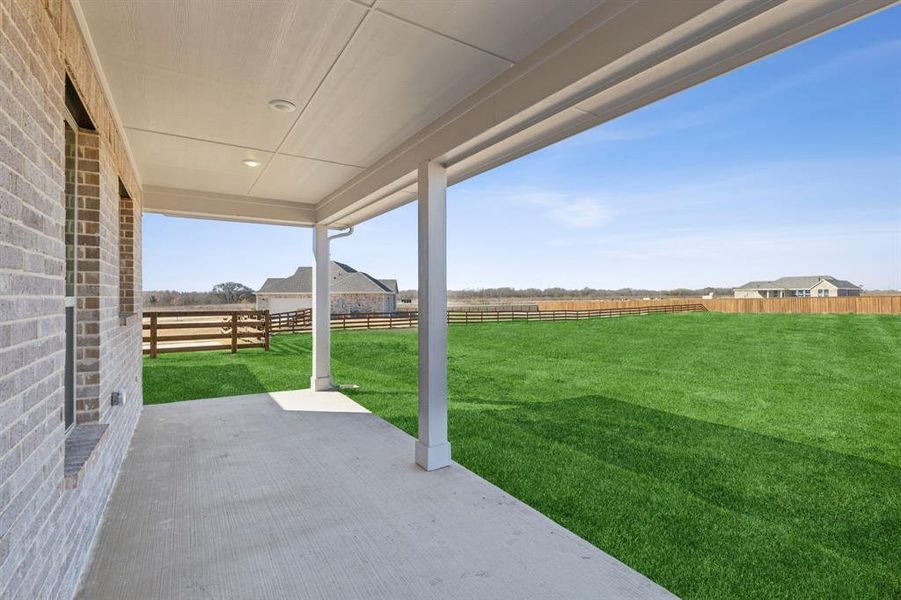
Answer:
[415,160,451,471]
[310,224,332,391]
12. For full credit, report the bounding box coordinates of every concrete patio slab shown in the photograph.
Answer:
[77,390,674,599]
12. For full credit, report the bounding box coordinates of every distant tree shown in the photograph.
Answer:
[211,282,255,304]
[149,294,158,305]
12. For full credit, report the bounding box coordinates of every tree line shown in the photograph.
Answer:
[144,282,255,307]
[398,286,735,300]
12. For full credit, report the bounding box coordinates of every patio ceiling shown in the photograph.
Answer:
[73,0,892,227]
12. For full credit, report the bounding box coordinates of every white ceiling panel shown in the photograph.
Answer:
[78,0,367,150]
[126,129,271,196]
[279,11,511,167]
[378,0,602,62]
[250,155,364,204]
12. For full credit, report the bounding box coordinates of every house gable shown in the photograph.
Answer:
[258,262,395,296]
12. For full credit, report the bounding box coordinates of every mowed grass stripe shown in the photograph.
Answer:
[143,313,901,598]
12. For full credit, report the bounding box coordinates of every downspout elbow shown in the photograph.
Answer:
[327,226,353,241]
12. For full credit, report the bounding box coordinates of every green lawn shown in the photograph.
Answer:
[144,313,901,598]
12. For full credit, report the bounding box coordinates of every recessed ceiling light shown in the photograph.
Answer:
[242,159,262,168]
[268,99,296,112]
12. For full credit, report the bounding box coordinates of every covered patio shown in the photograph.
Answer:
[77,390,671,599]
[70,0,892,470]
[67,0,892,597]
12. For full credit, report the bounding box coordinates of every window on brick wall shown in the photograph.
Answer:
[119,180,135,317]
[64,119,77,430]
[64,75,100,426]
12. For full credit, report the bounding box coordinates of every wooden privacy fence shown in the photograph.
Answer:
[269,303,706,335]
[537,296,901,314]
[143,310,270,357]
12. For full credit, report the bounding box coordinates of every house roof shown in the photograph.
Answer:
[258,262,394,295]
[735,276,861,291]
[379,279,399,294]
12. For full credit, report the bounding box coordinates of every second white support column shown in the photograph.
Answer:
[310,224,332,391]
[415,160,451,471]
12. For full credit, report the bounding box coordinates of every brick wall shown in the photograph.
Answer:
[258,292,396,314]
[73,129,100,424]
[0,1,143,598]
[118,194,135,316]
[331,293,396,314]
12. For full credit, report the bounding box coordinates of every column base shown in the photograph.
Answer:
[415,441,451,471]
[310,375,333,391]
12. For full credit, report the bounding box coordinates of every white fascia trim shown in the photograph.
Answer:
[143,186,317,227]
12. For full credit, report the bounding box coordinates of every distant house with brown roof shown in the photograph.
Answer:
[734,276,861,299]
[257,262,397,314]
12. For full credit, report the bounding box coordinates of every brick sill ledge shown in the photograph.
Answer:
[64,424,109,490]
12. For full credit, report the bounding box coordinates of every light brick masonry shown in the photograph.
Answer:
[258,292,397,315]
[0,1,144,598]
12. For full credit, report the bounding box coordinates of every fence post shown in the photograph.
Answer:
[263,311,270,351]
[231,312,238,353]
[149,313,158,359]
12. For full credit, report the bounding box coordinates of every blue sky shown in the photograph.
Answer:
[144,7,901,292]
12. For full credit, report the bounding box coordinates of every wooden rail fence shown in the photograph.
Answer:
[269,308,311,333]
[143,297,896,356]
[143,304,707,355]
[537,296,901,314]
[143,310,270,357]
[269,303,706,335]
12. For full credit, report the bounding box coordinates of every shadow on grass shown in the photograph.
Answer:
[143,362,266,404]
[268,334,313,356]
[352,390,901,598]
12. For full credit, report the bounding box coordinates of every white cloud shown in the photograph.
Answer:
[472,189,612,229]
[531,195,610,229]
[540,221,901,289]
[563,155,900,219]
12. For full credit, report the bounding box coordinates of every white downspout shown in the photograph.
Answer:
[328,226,354,242]
[311,225,354,392]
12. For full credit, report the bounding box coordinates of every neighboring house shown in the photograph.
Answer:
[257,262,398,314]
[734,276,862,298]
